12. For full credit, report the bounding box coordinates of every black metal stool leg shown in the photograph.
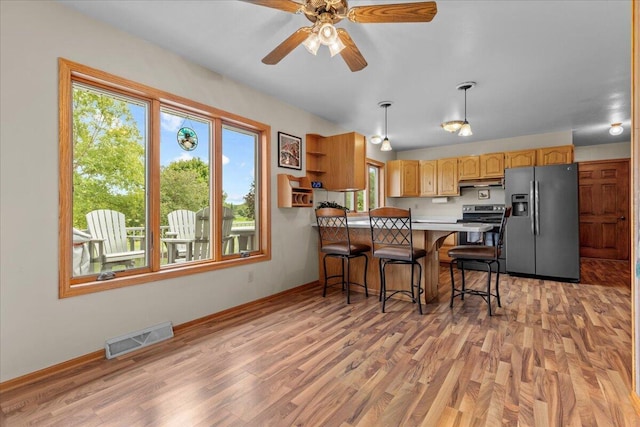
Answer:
[378,259,384,302]
[410,263,416,302]
[346,257,351,304]
[363,255,369,297]
[322,255,329,297]
[460,262,466,300]
[486,262,492,316]
[449,260,456,308]
[415,261,423,315]
[381,261,387,313]
[495,261,501,307]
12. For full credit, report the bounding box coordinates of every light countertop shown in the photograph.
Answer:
[314,219,493,232]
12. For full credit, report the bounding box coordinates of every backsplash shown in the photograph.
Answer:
[392,187,506,219]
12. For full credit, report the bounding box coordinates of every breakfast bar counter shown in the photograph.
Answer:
[315,220,493,304]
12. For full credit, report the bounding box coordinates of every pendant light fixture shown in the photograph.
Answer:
[441,81,476,136]
[609,122,624,135]
[457,82,475,136]
[379,101,393,151]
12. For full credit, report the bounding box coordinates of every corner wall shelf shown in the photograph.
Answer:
[277,174,313,208]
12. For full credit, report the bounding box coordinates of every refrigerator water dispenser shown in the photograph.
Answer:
[511,194,529,216]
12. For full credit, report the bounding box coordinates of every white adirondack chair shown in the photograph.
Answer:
[190,206,236,260]
[222,206,237,255]
[86,209,145,271]
[192,207,210,260]
[166,209,196,262]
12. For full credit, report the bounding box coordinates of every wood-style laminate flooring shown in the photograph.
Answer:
[1,260,637,426]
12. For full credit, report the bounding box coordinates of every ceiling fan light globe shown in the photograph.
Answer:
[380,137,392,151]
[328,37,346,56]
[318,22,338,45]
[458,122,473,136]
[609,123,624,135]
[303,33,320,55]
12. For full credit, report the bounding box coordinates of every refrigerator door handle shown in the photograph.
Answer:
[534,180,540,235]
[530,180,535,235]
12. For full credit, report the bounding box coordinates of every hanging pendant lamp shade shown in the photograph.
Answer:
[379,101,393,151]
[457,82,474,136]
[441,82,475,136]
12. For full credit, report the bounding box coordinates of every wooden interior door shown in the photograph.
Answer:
[578,159,630,260]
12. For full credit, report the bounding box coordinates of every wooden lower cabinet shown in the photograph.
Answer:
[387,160,420,197]
[537,145,574,165]
[437,157,459,196]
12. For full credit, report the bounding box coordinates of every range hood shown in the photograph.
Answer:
[458,178,504,188]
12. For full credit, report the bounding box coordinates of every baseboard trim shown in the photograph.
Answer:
[0,350,104,394]
[0,280,320,393]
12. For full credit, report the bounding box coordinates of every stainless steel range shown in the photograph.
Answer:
[456,204,506,273]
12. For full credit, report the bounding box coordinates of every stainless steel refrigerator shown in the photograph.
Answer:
[505,163,580,281]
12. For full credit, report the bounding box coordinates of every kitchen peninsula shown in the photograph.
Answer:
[314,219,493,304]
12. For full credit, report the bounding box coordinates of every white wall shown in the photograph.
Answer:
[574,141,631,161]
[0,1,352,382]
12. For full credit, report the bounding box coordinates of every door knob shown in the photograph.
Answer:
[619,216,626,220]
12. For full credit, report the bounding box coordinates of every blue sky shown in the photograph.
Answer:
[131,107,255,205]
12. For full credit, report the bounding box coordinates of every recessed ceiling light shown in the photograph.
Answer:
[370,135,382,144]
[609,123,623,136]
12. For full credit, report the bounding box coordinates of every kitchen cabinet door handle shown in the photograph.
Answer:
[619,216,626,220]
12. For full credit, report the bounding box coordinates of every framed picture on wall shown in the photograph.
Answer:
[478,189,490,200]
[278,132,302,170]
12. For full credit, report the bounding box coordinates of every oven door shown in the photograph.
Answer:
[456,226,506,273]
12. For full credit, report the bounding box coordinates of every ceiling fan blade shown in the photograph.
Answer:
[262,27,312,65]
[337,29,367,72]
[348,1,437,23]
[238,0,303,14]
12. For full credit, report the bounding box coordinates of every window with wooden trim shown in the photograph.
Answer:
[59,58,271,297]
[345,159,384,212]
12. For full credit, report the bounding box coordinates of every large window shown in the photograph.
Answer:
[59,59,270,297]
[345,159,384,213]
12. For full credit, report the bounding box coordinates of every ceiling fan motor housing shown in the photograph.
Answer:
[304,0,348,23]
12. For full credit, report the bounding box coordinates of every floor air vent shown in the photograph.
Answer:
[105,321,174,359]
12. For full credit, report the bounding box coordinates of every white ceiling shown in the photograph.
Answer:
[58,0,632,151]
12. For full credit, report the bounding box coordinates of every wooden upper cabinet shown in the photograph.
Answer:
[458,156,480,180]
[437,157,459,196]
[387,160,420,197]
[505,149,536,169]
[307,132,366,191]
[480,152,505,178]
[537,145,574,165]
[419,160,438,197]
[305,133,326,182]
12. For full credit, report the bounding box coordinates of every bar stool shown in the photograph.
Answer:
[448,207,511,316]
[369,207,426,314]
[315,208,370,304]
